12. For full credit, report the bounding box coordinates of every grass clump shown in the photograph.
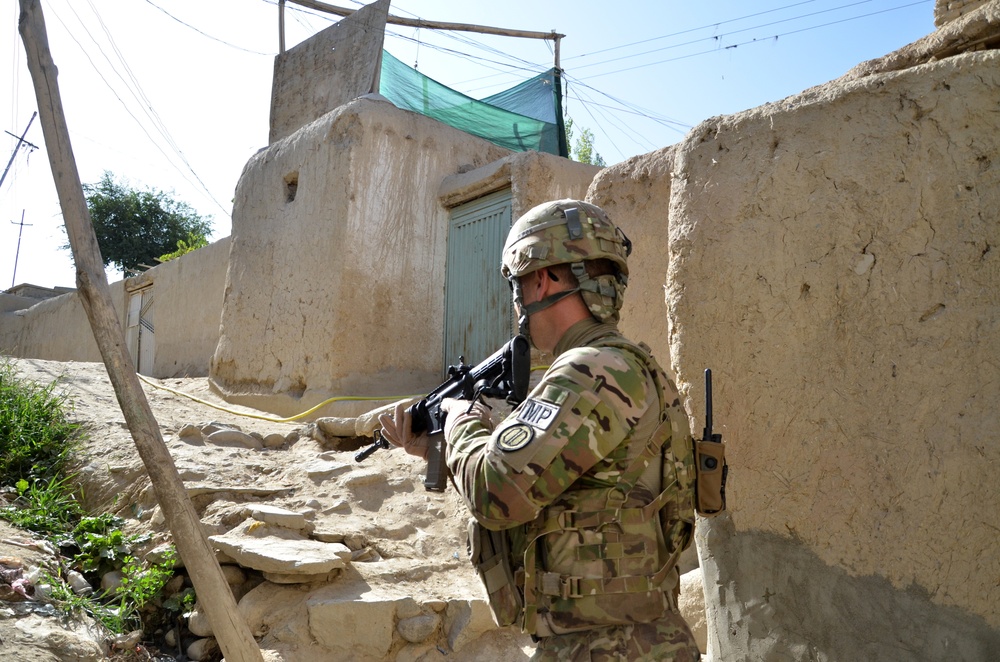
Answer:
[0,359,80,485]
[0,359,183,638]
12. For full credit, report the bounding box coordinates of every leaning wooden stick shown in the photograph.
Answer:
[17,2,263,660]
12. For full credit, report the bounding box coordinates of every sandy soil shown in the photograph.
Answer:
[2,357,498,660]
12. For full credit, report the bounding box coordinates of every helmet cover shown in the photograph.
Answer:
[501,199,631,324]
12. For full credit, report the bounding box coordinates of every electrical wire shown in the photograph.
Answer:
[564,0,828,62]
[80,0,228,215]
[579,1,931,80]
[570,0,878,73]
[143,0,271,56]
[46,2,229,215]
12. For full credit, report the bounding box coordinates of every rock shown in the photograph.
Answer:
[202,421,240,434]
[397,613,440,643]
[444,599,495,653]
[101,570,123,593]
[177,424,204,442]
[178,466,209,480]
[187,637,219,661]
[355,400,410,437]
[188,607,213,637]
[316,416,356,437]
[209,519,351,575]
[11,612,106,661]
[679,568,707,654]
[263,432,287,449]
[262,569,340,584]
[306,592,397,660]
[395,642,439,662]
[339,469,387,488]
[112,630,143,650]
[219,564,246,586]
[250,504,308,530]
[238,582,315,639]
[425,599,447,613]
[206,428,263,449]
[395,597,423,619]
[66,569,92,596]
[163,574,185,597]
[305,459,351,480]
[146,542,178,566]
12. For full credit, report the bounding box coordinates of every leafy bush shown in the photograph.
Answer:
[0,361,183,636]
[0,360,80,485]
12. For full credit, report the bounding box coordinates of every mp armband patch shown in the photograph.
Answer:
[516,398,560,430]
[496,424,535,452]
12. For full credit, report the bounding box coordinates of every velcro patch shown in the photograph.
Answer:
[516,398,560,430]
[496,424,535,452]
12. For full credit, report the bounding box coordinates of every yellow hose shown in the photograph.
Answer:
[137,364,551,424]
[137,374,418,423]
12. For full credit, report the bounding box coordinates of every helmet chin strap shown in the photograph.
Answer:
[510,275,580,344]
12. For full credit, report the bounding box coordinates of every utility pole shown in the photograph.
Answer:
[10,210,32,288]
[0,111,39,191]
[19,1,264,659]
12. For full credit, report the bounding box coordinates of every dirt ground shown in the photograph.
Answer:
[2,357,498,660]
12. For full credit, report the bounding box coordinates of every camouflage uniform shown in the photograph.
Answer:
[445,317,699,661]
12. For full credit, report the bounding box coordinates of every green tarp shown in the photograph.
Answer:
[379,50,566,157]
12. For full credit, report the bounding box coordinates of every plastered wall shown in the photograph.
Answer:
[588,145,678,377]
[210,97,513,417]
[0,237,229,378]
[660,50,998,661]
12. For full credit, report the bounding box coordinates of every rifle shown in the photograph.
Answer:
[356,335,531,491]
[695,368,728,516]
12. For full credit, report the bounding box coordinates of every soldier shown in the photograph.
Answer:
[381,199,699,661]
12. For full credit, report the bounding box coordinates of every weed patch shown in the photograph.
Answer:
[0,360,185,641]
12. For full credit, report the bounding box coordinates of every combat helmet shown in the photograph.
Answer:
[501,199,632,333]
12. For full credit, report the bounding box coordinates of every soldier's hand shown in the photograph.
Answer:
[378,399,431,460]
[440,397,494,441]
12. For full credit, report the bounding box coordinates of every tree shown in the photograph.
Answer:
[78,172,212,274]
[564,117,606,167]
[158,231,209,263]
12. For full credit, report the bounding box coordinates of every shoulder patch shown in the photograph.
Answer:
[496,424,535,452]
[516,398,560,430]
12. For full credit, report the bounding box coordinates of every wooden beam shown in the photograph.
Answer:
[17,3,264,661]
[289,0,564,41]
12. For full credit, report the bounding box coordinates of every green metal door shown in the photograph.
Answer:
[444,189,513,369]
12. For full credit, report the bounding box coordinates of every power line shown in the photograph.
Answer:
[577,1,931,80]
[47,2,229,216]
[570,0,878,73]
[565,0,828,62]
[144,0,271,56]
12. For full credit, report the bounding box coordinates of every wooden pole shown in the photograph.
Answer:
[17,3,264,660]
[290,0,564,41]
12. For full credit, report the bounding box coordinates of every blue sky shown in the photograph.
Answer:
[1,0,934,288]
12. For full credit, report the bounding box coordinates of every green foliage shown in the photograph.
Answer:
[63,513,150,576]
[163,586,196,614]
[0,360,80,486]
[2,475,83,535]
[48,549,177,634]
[0,362,180,636]
[157,230,209,262]
[564,117,607,167]
[80,171,212,274]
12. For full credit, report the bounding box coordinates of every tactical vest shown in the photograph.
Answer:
[468,337,697,636]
